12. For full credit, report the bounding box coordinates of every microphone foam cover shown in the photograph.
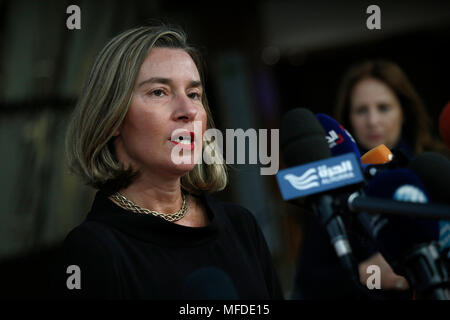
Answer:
[316,113,362,159]
[281,108,331,166]
[365,168,439,262]
[361,144,393,165]
[366,168,427,199]
[408,152,450,204]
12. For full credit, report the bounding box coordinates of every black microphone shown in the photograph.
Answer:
[278,108,362,275]
[407,152,450,205]
[407,152,450,284]
[314,113,450,299]
[313,113,450,219]
[359,168,450,300]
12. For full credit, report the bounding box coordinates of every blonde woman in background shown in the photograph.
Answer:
[52,24,283,300]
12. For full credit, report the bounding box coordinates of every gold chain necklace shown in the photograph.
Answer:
[110,192,188,222]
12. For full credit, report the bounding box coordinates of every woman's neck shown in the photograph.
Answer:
[112,170,209,227]
[118,171,184,214]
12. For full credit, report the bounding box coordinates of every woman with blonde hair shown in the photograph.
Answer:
[53,24,283,299]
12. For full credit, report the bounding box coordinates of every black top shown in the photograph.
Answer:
[51,190,283,300]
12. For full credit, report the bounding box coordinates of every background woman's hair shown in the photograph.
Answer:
[334,59,448,156]
[65,23,227,195]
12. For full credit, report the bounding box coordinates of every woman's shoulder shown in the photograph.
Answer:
[63,220,119,254]
[52,220,122,298]
[58,221,120,282]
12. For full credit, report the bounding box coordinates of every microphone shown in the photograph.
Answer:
[361,144,393,165]
[439,102,450,149]
[360,144,400,179]
[315,113,450,279]
[313,113,450,222]
[313,114,450,219]
[359,169,450,300]
[280,110,450,298]
[315,113,404,179]
[281,109,332,166]
[361,148,450,255]
[407,152,450,274]
[312,112,450,298]
[316,113,361,160]
[407,152,450,205]
[361,169,434,260]
[277,108,364,275]
[314,115,450,220]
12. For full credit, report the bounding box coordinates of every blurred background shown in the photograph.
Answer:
[0,0,449,299]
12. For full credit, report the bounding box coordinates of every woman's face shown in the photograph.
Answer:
[349,77,404,151]
[114,47,207,178]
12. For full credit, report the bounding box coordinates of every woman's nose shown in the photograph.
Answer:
[367,108,381,126]
[174,94,198,122]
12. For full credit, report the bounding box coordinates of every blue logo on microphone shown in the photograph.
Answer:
[277,153,364,200]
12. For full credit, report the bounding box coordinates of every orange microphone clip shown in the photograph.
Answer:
[361,144,393,165]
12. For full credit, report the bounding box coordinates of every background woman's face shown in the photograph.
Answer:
[349,77,404,151]
[114,47,207,178]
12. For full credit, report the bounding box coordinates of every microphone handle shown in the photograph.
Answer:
[310,194,415,300]
[348,193,450,220]
[312,195,394,300]
[311,194,355,274]
[347,193,450,300]
[400,243,450,300]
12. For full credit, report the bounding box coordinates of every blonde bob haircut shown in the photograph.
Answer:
[65,24,227,195]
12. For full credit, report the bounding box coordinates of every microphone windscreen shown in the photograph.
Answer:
[281,108,331,166]
[361,144,393,165]
[366,168,428,200]
[181,267,238,300]
[408,152,450,204]
[316,113,361,159]
[439,102,450,149]
[365,168,439,263]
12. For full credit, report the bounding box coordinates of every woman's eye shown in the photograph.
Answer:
[354,106,368,115]
[188,92,201,100]
[150,89,165,97]
[378,103,390,112]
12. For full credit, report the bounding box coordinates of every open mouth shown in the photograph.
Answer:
[169,131,195,150]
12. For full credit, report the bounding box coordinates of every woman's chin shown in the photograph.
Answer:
[175,163,197,173]
[362,140,385,151]
[168,148,202,173]
[166,160,197,176]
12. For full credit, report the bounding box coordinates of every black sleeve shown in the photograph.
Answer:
[49,223,122,299]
